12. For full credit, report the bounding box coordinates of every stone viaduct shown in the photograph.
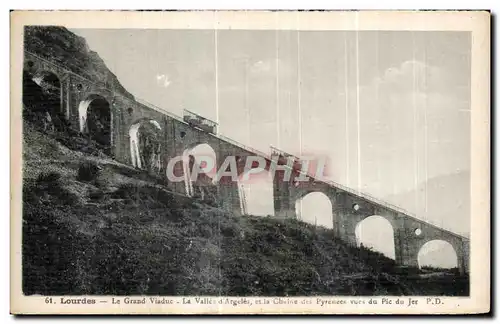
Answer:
[22,50,470,274]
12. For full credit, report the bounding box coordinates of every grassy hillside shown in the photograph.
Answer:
[24,26,134,99]
[22,116,469,296]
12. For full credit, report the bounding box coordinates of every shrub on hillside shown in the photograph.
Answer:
[111,183,139,200]
[88,188,106,201]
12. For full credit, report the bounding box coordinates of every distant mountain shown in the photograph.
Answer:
[385,170,470,237]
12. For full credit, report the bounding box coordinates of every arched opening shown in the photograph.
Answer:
[33,71,61,94]
[78,95,112,153]
[355,215,395,259]
[295,192,333,229]
[129,119,162,174]
[22,70,64,130]
[182,143,217,197]
[418,240,458,270]
[238,168,274,216]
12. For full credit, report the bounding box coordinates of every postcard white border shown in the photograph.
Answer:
[10,10,490,315]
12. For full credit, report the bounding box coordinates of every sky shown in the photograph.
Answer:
[72,28,471,267]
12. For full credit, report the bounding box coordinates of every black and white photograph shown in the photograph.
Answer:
[10,10,490,315]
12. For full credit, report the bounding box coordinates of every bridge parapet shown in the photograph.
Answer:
[269,146,468,240]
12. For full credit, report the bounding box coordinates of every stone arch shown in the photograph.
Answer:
[129,119,162,173]
[418,240,458,270]
[182,143,217,197]
[295,191,333,229]
[23,69,65,128]
[238,167,274,216]
[78,94,112,152]
[355,215,396,259]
